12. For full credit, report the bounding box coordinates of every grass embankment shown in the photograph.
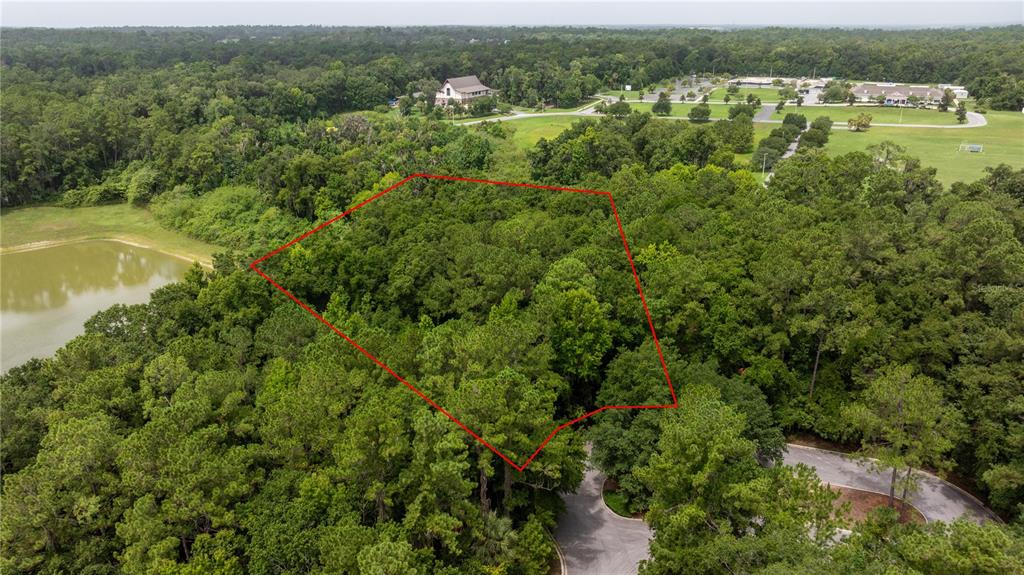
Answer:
[0,204,222,266]
[603,490,633,518]
[602,478,645,519]
[824,111,1024,185]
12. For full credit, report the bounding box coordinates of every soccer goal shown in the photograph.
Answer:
[958,143,984,153]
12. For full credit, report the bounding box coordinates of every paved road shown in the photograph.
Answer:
[783,444,999,524]
[464,101,988,130]
[553,460,652,575]
[553,444,997,574]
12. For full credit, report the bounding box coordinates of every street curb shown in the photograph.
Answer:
[546,528,568,575]
[785,443,1001,523]
[598,476,647,523]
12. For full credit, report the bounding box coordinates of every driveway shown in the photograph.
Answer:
[553,443,997,574]
[783,444,998,524]
[553,460,652,575]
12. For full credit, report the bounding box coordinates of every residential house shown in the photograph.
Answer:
[435,75,494,105]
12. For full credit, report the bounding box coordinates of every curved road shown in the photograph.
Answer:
[553,460,651,575]
[554,443,997,575]
[783,444,998,524]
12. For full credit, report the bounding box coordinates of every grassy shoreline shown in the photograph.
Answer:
[1,204,223,267]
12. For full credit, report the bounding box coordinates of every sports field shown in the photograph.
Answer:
[823,111,1024,185]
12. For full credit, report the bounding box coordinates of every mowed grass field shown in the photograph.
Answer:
[598,89,647,99]
[629,102,733,119]
[492,109,1022,186]
[504,116,582,148]
[0,204,221,265]
[510,98,600,114]
[823,111,1024,185]
[769,105,960,126]
[709,87,787,101]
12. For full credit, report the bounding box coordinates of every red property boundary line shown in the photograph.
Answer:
[250,173,678,471]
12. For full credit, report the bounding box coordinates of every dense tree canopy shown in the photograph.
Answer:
[3,25,1024,575]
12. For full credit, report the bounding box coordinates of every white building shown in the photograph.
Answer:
[851,82,945,105]
[939,84,971,99]
[435,75,494,106]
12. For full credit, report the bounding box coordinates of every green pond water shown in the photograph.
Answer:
[1,240,191,371]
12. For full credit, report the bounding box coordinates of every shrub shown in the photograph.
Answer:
[810,116,834,134]
[127,166,161,206]
[782,113,808,130]
[798,128,828,149]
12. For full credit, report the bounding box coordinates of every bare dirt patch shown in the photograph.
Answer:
[832,485,926,524]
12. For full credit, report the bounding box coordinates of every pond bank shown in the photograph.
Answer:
[1,204,222,268]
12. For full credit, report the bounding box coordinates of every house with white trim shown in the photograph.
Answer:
[435,75,494,105]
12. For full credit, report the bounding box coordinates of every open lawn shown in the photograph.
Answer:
[769,105,960,126]
[630,102,733,119]
[598,89,645,100]
[709,87,788,102]
[486,109,1021,188]
[503,116,583,148]
[823,111,1024,185]
[510,99,599,114]
[454,113,511,124]
[0,204,222,266]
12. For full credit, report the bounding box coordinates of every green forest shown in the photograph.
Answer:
[2,25,1024,574]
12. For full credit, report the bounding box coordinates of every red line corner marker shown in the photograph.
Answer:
[250,173,677,471]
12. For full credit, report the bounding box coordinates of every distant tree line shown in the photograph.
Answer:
[4,25,1023,206]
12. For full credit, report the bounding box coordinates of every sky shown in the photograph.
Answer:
[1,0,1021,28]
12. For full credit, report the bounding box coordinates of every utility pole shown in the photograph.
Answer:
[761,152,768,176]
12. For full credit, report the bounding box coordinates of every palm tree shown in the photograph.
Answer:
[476,511,518,566]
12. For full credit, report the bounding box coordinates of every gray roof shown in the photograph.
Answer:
[853,83,943,100]
[445,75,491,93]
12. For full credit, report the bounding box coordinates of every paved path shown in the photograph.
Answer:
[553,459,651,575]
[553,443,997,574]
[754,104,775,123]
[783,444,999,524]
